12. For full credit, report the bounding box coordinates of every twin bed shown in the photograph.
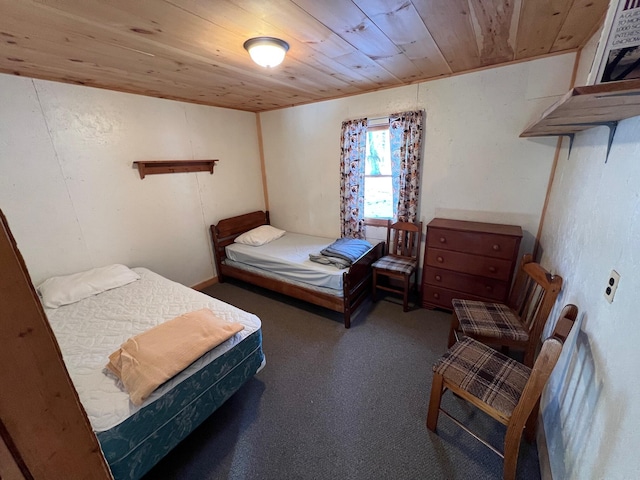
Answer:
[43,210,381,479]
[44,267,264,480]
[211,210,384,328]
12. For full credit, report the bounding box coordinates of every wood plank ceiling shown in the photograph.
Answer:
[0,0,608,112]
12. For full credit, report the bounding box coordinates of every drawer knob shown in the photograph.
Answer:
[437,256,444,263]
[488,266,497,273]
[485,285,493,292]
[439,237,446,243]
[492,244,500,251]
[433,293,440,299]
[435,275,442,282]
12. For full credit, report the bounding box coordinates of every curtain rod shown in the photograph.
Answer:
[367,116,389,126]
[368,115,389,122]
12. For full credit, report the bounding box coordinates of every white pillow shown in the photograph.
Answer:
[234,225,285,246]
[38,264,141,309]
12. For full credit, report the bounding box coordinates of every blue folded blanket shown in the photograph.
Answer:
[308,253,351,269]
[319,238,373,266]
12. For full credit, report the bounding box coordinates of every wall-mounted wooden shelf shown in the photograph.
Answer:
[133,160,218,179]
[521,79,640,137]
[520,79,640,160]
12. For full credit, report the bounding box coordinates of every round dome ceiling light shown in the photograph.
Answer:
[243,37,290,68]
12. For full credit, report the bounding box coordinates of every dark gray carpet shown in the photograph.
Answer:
[142,281,541,480]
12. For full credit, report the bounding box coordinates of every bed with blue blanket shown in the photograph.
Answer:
[211,211,384,328]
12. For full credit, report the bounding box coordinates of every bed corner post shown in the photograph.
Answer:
[343,272,351,328]
[210,224,225,283]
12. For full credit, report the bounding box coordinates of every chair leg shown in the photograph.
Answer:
[503,424,523,480]
[403,274,410,312]
[372,269,378,301]
[447,312,460,348]
[426,372,444,431]
[524,399,540,443]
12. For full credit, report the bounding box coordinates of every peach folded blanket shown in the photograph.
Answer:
[106,308,244,406]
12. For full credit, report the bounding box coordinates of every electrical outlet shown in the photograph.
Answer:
[604,270,620,303]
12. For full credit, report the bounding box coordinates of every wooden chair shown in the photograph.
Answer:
[448,254,562,367]
[428,304,578,480]
[371,220,422,312]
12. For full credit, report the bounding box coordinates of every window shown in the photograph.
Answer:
[340,111,422,238]
[364,125,393,219]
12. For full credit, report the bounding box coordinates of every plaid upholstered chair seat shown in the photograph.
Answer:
[433,337,530,418]
[371,255,417,274]
[452,299,529,343]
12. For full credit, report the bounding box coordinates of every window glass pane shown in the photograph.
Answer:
[365,130,391,176]
[364,176,393,218]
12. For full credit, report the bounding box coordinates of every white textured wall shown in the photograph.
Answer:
[260,54,576,257]
[537,32,640,479]
[0,74,264,286]
[539,116,640,480]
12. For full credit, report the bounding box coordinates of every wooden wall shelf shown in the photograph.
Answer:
[520,80,640,160]
[521,79,640,137]
[133,160,218,179]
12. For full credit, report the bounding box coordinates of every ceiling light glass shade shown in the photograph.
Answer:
[243,37,290,68]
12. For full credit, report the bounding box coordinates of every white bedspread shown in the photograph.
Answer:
[225,232,346,290]
[45,268,261,432]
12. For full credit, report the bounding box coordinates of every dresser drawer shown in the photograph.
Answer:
[422,285,491,310]
[427,227,520,260]
[422,266,508,301]
[425,248,513,281]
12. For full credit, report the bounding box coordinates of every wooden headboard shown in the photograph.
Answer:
[210,210,270,277]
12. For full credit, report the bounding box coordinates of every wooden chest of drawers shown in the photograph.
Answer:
[421,218,523,310]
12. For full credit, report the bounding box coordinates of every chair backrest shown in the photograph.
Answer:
[507,254,563,359]
[386,220,422,259]
[507,304,578,433]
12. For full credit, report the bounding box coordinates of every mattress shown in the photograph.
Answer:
[225,232,346,290]
[99,328,263,480]
[45,267,263,433]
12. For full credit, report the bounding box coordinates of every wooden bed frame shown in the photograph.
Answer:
[210,211,384,328]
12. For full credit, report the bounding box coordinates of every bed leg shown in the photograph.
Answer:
[343,309,351,329]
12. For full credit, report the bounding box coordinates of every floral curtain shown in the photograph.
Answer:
[339,118,368,238]
[389,110,424,223]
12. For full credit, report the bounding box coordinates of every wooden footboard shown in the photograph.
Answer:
[210,211,384,328]
[342,241,384,327]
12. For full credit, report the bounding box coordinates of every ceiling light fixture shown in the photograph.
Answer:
[243,37,289,68]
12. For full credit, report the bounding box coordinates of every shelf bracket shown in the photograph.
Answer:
[565,133,575,157]
[576,120,617,162]
[547,121,618,162]
[604,121,618,163]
